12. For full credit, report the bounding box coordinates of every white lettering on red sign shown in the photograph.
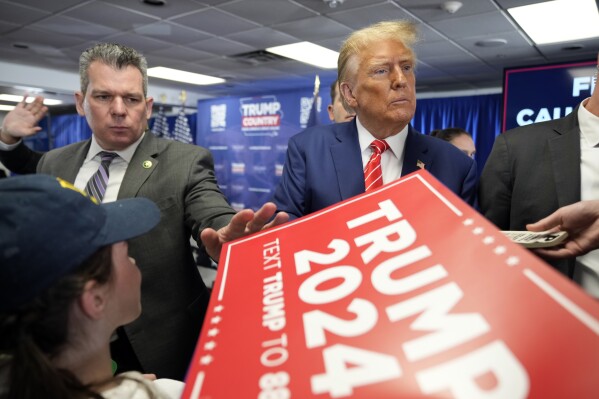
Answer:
[262,239,286,332]
[259,239,291,398]
[292,199,529,398]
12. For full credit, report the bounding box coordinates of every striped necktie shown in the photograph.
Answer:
[85,151,117,203]
[364,139,389,192]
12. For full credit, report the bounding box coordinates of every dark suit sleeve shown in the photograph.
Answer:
[273,137,306,220]
[479,133,512,229]
[460,159,479,208]
[0,141,42,174]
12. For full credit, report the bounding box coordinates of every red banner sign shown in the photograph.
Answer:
[183,170,599,398]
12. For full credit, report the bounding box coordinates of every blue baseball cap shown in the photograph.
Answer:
[0,174,160,311]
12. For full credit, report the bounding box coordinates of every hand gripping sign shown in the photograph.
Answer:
[183,170,599,399]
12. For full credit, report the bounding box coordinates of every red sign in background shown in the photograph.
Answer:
[183,170,599,399]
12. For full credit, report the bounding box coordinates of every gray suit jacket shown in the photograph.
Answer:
[4,132,235,379]
[479,107,581,277]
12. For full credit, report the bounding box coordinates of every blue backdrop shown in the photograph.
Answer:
[411,93,502,171]
[195,90,326,211]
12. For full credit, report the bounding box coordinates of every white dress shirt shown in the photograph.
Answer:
[74,133,145,203]
[356,116,408,185]
[576,98,599,297]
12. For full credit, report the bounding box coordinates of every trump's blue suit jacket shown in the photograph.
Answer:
[273,121,477,220]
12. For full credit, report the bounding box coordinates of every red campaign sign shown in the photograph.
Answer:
[182,170,599,399]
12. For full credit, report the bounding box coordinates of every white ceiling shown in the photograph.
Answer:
[0,0,598,108]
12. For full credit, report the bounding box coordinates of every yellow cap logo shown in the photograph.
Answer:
[56,177,99,204]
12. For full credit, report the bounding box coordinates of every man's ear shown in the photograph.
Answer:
[327,104,335,122]
[145,96,154,120]
[340,82,357,109]
[78,280,107,320]
[74,91,86,117]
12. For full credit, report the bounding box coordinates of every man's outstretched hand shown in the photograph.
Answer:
[201,202,289,262]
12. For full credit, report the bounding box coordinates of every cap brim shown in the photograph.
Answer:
[97,197,160,246]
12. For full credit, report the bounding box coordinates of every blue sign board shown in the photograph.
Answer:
[196,90,330,211]
[503,60,596,131]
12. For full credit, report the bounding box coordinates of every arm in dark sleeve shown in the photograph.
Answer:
[0,141,43,174]
[479,134,512,230]
[272,137,306,220]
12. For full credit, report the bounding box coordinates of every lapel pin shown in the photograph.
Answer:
[416,159,425,169]
[143,160,153,169]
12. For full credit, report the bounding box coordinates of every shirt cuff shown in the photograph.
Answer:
[0,134,22,151]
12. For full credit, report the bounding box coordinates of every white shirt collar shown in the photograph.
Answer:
[355,116,408,158]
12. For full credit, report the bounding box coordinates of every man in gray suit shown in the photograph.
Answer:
[480,52,599,296]
[0,43,288,380]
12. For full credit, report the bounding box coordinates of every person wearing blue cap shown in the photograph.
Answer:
[0,174,180,398]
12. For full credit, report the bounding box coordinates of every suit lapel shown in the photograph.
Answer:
[402,126,431,176]
[57,141,91,182]
[331,122,365,199]
[118,132,161,199]
[44,139,91,184]
[548,108,581,207]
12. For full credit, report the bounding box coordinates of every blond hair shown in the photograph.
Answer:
[338,20,419,85]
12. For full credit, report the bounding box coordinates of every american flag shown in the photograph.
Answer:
[173,107,194,144]
[306,75,320,128]
[152,106,172,140]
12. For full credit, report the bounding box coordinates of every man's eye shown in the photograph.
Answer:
[374,68,387,75]
[127,97,141,104]
[96,95,110,101]
[403,64,414,72]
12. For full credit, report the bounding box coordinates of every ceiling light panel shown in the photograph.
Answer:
[508,0,599,45]
[147,67,225,85]
[266,42,338,69]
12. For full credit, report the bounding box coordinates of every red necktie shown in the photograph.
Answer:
[364,139,390,192]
